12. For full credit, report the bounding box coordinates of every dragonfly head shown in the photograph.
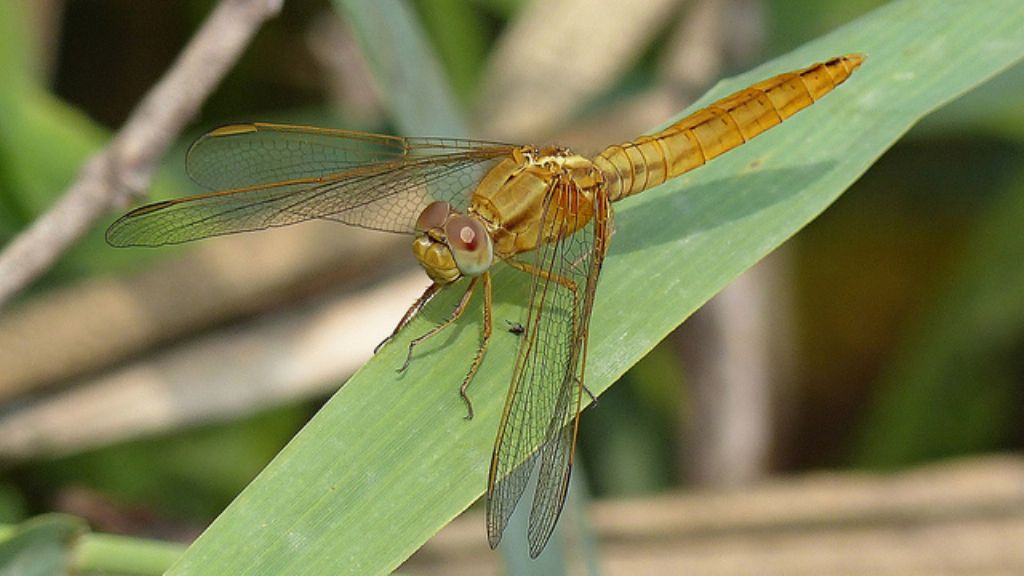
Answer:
[413,201,494,284]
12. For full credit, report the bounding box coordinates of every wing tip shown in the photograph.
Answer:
[104,226,127,248]
[486,531,502,551]
[105,199,177,247]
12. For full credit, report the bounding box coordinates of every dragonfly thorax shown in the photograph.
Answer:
[412,201,494,285]
[531,146,600,182]
[468,146,603,259]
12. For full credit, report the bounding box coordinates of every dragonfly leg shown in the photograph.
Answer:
[505,258,581,340]
[399,278,477,373]
[458,272,493,420]
[375,282,442,354]
[575,377,598,404]
[507,258,593,405]
[505,259,579,293]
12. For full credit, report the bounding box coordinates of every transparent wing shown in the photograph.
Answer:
[106,124,518,247]
[486,179,612,558]
[185,122,512,190]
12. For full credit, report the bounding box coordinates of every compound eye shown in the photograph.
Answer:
[415,201,452,233]
[445,215,493,276]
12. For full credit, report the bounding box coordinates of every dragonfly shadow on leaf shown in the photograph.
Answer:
[611,161,837,257]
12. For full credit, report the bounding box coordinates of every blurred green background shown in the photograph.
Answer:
[0,0,1022,571]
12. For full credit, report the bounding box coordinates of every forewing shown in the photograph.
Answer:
[186,122,512,191]
[486,179,612,558]
[107,127,516,246]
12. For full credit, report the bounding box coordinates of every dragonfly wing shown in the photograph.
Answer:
[107,145,514,247]
[486,179,612,558]
[186,122,513,191]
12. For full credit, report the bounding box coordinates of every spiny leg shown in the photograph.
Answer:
[458,272,493,420]
[400,278,477,373]
[375,282,441,354]
[505,259,579,293]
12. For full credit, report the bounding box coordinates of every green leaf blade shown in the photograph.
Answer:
[167,2,1024,574]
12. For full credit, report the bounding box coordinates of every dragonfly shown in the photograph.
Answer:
[107,54,863,558]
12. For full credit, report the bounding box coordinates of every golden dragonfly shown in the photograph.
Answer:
[107,54,863,557]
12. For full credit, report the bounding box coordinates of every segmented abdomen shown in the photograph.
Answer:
[594,53,864,202]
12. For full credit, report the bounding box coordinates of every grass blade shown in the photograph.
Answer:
[167,2,1024,574]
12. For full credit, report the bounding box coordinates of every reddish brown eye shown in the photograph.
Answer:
[445,215,492,276]
[415,201,452,232]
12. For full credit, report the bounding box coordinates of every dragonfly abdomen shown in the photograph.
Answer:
[596,53,864,202]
